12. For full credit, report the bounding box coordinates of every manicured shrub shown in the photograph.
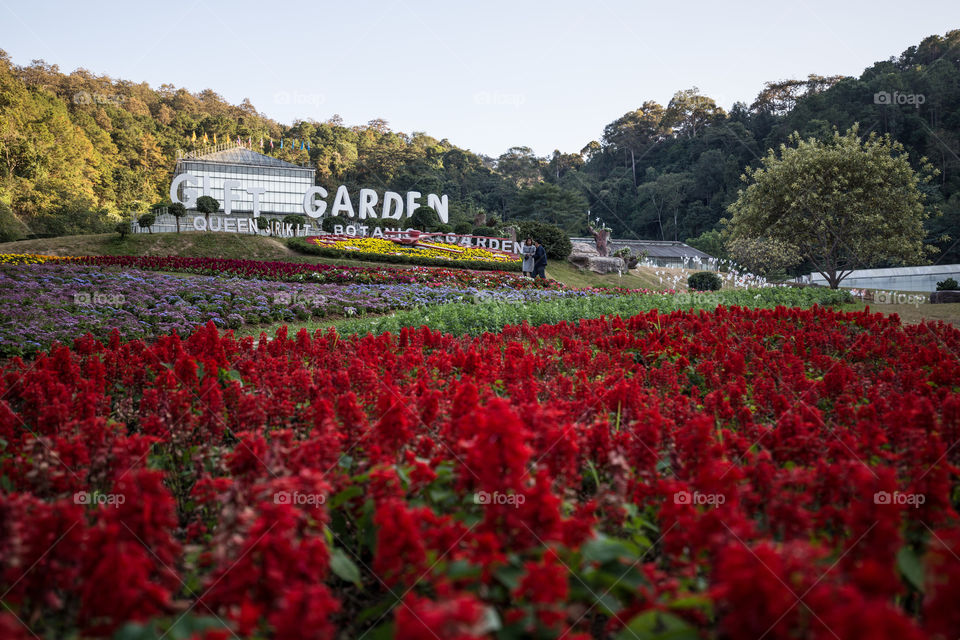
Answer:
[195,195,219,219]
[167,202,187,233]
[515,220,573,261]
[472,226,497,237]
[137,213,156,234]
[408,206,441,231]
[936,277,958,291]
[321,215,348,232]
[688,271,722,291]
[285,214,306,231]
[453,222,474,235]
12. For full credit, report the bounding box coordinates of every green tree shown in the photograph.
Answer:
[637,172,693,241]
[115,220,130,239]
[685,229,727,260]
[602,101,666,187]
[0,201,28,242]
[511,183,587,234]
[727,126,935,288]
[726,236,802,277]
[407,205,440,231]
[195,195,219,224]
[286,214,306,234]
[137,212,156,234]
[168,202,186,233]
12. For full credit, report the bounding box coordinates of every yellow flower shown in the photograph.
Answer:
[0,253,56,265]
[313,237,519,264]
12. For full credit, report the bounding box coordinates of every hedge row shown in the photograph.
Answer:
[287,237,522,272]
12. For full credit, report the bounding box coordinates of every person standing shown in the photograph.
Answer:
[533,240,547,279]
[521,237,536,276]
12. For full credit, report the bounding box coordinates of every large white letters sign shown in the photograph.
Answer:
[171,174,449,222]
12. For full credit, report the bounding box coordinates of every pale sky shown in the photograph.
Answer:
[2,0,958,157]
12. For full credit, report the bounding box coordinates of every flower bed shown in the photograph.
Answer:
[0,253,543,286]
[310,235,519,264]
[0,264,587,357]
[290,237,522,271]
[1,307,958,638]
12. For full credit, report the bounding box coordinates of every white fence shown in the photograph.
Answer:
[808,264,960,292]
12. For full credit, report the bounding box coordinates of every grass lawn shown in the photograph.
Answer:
[0,232,424,270]
[839,301,960,326]
[545,261,667,291]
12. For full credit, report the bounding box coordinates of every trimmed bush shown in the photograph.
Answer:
[936,277,958,291]
[515,220,572,261]
[321,215,349,232]
[472,226,497,237]
[408,206,441,231]
[285,214,306,231]
[688,271,722,291]
[137,213,156,234]
[453,222,474,235]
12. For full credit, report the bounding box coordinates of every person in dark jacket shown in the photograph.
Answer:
[532,240,547,279]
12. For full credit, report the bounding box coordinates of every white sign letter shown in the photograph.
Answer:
[382,191,404,220]
[245,186,266,218]
[405,191,421,218]
[303,186,329,218]
[222,180,242,215]
[358,188,379,219]
[170,173,199,209]
[427,194,449,223]
[331,185,356,218]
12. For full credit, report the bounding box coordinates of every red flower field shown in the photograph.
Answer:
[1,305,959,639]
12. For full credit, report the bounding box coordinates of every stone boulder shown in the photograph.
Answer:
[931,290,960,304]
[570,241,600,257]
[585,256,626,274]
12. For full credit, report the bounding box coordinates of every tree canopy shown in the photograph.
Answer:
[727,127,934,287]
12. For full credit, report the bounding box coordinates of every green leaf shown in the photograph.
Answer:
[616,610,699,640]
[330,547,363,587]
[582,533,633,564]
[494,563,526,590]
[897,546,925,593]
[669,595,714,618]
[328,485,363,509]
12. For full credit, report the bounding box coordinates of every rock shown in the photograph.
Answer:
[568,254,591,267]
[586,256,626,274]
[570,241,600,257]
[930,290,960,304]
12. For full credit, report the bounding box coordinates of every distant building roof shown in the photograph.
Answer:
[177,145,312,172]
[572,238,714,260]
